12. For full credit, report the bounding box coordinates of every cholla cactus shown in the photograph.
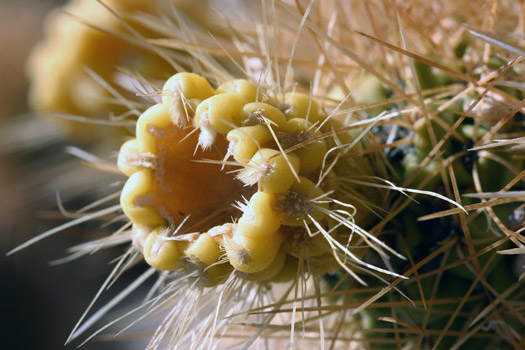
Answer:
[19,0,525,349]
[118,71,395,280]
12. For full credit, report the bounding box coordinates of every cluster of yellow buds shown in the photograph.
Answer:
[118,72,365,285]
[27,0,240,140]
[26,0,174,138]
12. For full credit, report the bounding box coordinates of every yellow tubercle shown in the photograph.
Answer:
[239,102,287,128]
[226,125,272,164]
[215,79,261,102]
[118,139,142,177]
[136,103,172,154]
[291,176,326,203]
[194,93,248,134]
[224,229,283,273]
[162,72,214,126]
[237,192,284,238]
[143,231,182,271]
[120,169,166,227]
[280,92,326,124]
[281,117,315,134]
[296,141,328,175]
[185,233,222,267]
[244,148,300,194]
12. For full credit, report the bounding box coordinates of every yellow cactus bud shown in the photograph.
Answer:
[118,139,143,177]
[215,79,261,102]
[239,102,287,128]
[224,229,283,273]
[185,233,222,267]
[296,141,328,175]
[136,103,171,154]
[27,0,172,140]
[162,72,214,126]
[226,125,272,164]
[120,169,166,227]
[143,231,182,271]
[281,117,314,134]
[278,92,325,124]
[237,192,284,238]
[239,148,300,193]
[193,93,248,149]
[194,93,248,134]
